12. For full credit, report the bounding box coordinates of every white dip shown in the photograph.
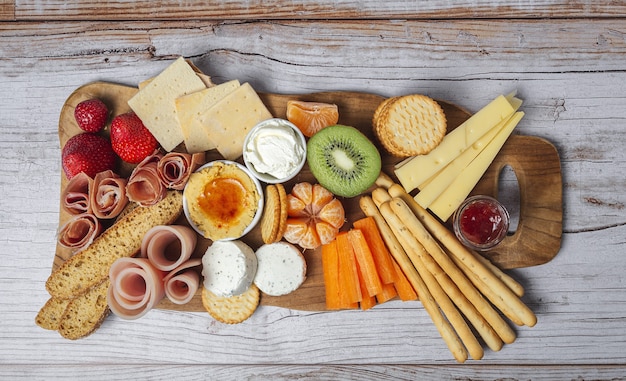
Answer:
[244,122,304,180]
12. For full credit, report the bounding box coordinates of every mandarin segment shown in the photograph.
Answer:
[286,100,339,137]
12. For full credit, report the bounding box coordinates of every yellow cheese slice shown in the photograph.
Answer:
[413,112,515,208]
[128,57,207,151]
[175,80,241,153]
[428,111,524,222]
[199,82,273,160]
[394,94,522,192]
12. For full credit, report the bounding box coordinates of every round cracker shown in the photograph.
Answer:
[201,284,260,324]
[375,94,447,157]
[260,184,281,244]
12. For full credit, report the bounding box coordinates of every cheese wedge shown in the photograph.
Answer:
[175,80,241,153]
[128,57,207,151]
[199,82,273,160]
[394,94,522,192]
[414,112,516,208]
[428,111,524,221]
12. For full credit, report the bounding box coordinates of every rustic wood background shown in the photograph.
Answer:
[1,1,625,379]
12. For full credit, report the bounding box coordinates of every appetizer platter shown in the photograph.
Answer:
[40,57,562,362]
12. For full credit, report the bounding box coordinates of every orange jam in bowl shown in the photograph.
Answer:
[183,161,263,241]
[452,195,510,251]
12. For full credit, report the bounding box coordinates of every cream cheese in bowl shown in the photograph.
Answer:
[243,118,307,183]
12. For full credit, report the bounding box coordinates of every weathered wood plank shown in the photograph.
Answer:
[0,0,14,20]
[13,0,626,20]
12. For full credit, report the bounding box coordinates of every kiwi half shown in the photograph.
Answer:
[306,124,381,198]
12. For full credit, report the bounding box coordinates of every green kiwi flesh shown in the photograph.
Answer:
[306,124,381,198]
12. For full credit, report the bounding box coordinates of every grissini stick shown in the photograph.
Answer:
[389,197,517,344]
[380,201,477,362]
[387,184,536,327]
[447,247,524,326]
[387,183,525,298]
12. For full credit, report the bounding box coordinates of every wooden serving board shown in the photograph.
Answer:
[55,82,562,312]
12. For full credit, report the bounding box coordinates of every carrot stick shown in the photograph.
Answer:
[321,240,341,310]
[356,261,377,310]
[390,257,418,301]
[375,282,398,304]
[347,229,383,297]
[353,216,397,284]
[336,231,362,305]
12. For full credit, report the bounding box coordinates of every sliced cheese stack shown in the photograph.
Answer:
[394,93,524,222]
[128,57,273,160]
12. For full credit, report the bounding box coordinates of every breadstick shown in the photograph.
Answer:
[447,248,524,326]
[371,187,392,207]
[387,184,536,327]
[359,196,420,300]
[379,201,479,361]
[375,172,396,189]
[389,197,517,344]
[406,242,504,351]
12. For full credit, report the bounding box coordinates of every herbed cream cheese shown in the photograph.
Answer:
[244,122,305,180]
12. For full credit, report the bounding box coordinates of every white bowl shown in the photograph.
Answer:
[182,160,264,241]
[242,118,307,184]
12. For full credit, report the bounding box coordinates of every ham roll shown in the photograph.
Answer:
[107,258,166,320]
[90,170,128,219]
[140,225,197,272]
[157,152,205,190]
[57,212,102,252]
[163,258,202,305]
[126,151,167,207]
[61,172,93,215]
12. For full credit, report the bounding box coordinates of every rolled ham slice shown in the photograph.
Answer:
[61,172,93,215]
[57,212,102,252]
[107,257,166,320]
[90,170,129,219]
[140,225,197,272]
[126,151,167,207]
[163,258,202,305]
[157,152,205,190]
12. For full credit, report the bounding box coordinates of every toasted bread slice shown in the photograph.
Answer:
[58,279,110,340]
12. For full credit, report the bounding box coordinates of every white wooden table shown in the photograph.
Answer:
[1,1,625,379]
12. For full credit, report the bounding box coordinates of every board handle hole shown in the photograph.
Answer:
[497,165,520,235]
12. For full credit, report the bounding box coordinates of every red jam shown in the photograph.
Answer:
[453,195,509,251]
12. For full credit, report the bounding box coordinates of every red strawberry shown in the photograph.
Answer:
[74,99,109,133]
[62,133,117,179]
[110,112,159,164]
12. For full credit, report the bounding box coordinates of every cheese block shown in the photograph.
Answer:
[414,112,515,208]
[128,57,207,151]
[175,80,241,153]
[428,111,524,221]
[394,94,522,192]
[199,82,273,160]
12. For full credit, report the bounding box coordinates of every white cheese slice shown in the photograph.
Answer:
[428,111,524,221]
[175,80,241,153]
[198,82,273,160]
[128,57,207,152]
[253,242,307,296]
[201,240,257,297]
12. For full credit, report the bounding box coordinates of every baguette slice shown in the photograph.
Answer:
[58,279,110,340]
[46,190,183,299]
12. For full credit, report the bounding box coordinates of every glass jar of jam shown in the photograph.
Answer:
[452,195,510,251]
